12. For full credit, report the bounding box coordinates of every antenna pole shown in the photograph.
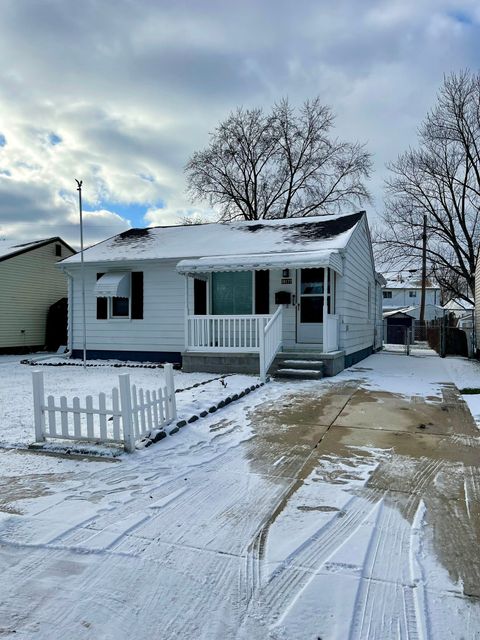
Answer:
[76,179,87,369]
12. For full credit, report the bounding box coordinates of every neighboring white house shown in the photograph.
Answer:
[382,278,440,312]
[59,211,382,377]
[0,237,76,352]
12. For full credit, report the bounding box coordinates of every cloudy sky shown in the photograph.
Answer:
[0,0,479,247]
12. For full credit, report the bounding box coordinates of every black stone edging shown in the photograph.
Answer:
[21,360,231,395]
[21,359,181,370]
[174,374,233,395]
[137,381,266,449]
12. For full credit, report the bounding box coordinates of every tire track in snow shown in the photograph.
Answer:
[347,458,444,640]
[237,488,382,637]
[238,452,444,637]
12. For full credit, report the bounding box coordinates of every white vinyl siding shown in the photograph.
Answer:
[269,269,296,347]
[382,287,438,309]
[69,260,185,353]
[476,261,480,352]
[336,218,376,356]
[0,242,74,349]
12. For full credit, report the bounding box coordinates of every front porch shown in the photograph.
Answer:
[177,255,343,380]
[182,304,341,380]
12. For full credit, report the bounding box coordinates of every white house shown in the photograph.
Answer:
[382,278,440,312]
[59,211,382,378]
[0,237,75,352]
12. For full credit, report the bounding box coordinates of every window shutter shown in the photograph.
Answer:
[255,270,270,314]
[131,272,144,319]
[194,278,207,315]
[96,273,108,319]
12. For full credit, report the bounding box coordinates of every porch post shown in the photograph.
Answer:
[323,267,328,350]
[184,275,189,350]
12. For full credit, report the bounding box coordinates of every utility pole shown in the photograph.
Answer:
[76,179,87,369]
[419,214,427,326]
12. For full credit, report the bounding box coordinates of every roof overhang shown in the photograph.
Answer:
[176,250,344,276]
[94,272,130,297]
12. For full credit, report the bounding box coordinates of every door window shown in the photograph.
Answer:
[300,268,330,323]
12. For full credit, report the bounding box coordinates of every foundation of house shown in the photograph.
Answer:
[182,349,346,377]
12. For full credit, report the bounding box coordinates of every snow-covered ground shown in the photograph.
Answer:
[0,351,479,638]
[0,355,259,447]
[441,355,480,426]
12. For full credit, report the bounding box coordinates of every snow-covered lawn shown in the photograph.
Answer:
[0,350,479,638]
[0,355,259,447]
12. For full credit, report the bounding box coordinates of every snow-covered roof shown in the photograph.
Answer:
[383,306,418,318]
[383,304,444,318]
[443,298,474,311]
[0,237,72,261]
[61,211,365,265]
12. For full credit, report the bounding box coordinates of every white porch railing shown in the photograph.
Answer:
[323,314,339,352]
[186,315,271,351]
[32,364,177,452]
[260,305,283,382]
[186,308,284,381]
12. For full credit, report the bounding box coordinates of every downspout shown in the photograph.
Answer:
[65,271,73,357]
[322,267,329,351]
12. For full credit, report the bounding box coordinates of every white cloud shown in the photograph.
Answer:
[0,0,478,244]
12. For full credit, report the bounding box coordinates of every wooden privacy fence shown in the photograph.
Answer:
[32,364,177,452]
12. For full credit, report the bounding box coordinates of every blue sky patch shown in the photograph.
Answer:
[138,172,155,183]
[0,134,6,147]
[48,132,62,145]
[447,10,472,25]
[86,200,161,226]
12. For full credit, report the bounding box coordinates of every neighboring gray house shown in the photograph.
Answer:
[382,278,440,312]
[0,237,75,352]
[59,211,382,378]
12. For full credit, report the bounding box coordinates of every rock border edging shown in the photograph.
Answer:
[137,381,266,449]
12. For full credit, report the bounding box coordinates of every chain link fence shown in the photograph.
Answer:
[382,310,475,358]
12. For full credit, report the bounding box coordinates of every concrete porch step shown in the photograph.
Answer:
[279,359,324,371]
[275,368,324,380]
[276,351,325,359]
[273,350,325,378]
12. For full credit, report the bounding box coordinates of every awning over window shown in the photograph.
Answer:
[94,272,130,298]
[176,250,343,276]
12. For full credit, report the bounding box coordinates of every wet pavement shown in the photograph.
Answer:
[239,377,480,637]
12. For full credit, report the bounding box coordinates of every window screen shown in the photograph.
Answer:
[212,272,252,315]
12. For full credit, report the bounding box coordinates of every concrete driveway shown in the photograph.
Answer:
[0,353,479,639]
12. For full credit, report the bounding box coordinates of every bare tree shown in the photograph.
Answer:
[376,71,480,304]
[177,214,211,226]
[185,98,372,221]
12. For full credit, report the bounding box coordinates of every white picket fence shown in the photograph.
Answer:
[32,364,177,452]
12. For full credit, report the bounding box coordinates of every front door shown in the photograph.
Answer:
[297,268,326,343]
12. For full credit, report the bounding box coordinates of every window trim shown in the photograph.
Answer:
[109,296,131,319]
[383,290,392,299]
[108,273,132,319]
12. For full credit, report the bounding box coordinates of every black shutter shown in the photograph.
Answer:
[194,279,207,315]
[96,273,108,319]
[131,272,144,319]
[255,270,270,314]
